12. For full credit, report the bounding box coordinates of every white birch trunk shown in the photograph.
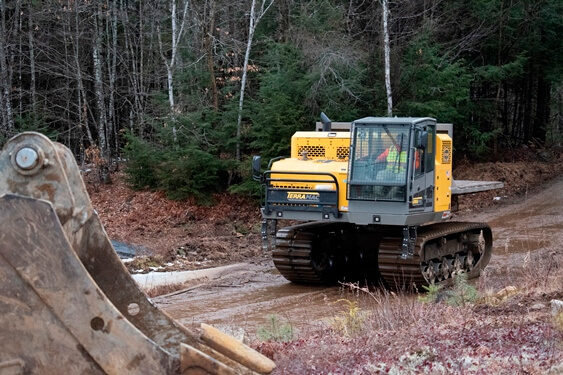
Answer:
[0,0,14,131]
[235,0,257,162]
[28,0,36,117]
[168,0,178,143]
[93,6,108,159]
[236,0,274,161]
[382,0,393,117]
[159,0,190,143]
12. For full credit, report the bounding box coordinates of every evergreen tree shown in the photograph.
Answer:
[249,42,310,159]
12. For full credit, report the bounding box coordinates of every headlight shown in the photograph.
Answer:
[315,184,335,191]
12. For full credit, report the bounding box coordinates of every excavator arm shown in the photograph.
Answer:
[0,132,275,375]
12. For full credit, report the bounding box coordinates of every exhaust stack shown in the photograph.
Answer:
[320,112,332,132]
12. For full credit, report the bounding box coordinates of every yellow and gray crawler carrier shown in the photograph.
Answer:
[253,115,503,288]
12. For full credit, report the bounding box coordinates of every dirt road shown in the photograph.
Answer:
[155,176,563,339]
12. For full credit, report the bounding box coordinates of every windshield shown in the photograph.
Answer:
[348,124,410,201]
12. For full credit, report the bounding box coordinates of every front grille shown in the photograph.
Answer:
[298,145,325,158]
[272,183,314,189]
[348,184,406,202]
[336,146,349,160]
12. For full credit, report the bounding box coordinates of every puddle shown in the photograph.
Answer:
[488,198,562,255]
[494,235,552,255]
[158,178,563,338]
[161,281,375,335]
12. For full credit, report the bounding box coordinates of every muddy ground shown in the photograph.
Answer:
[89,155,563,373]
[150,174,563,333]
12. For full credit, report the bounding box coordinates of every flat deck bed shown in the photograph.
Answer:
[451,180,504,195]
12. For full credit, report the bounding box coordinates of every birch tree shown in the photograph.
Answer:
[158,0,190,143]
[236,0,274,161]
[381,0,392,116]
[27,0,36,121]
[70,0,94,147]
[93,3,108,161]
[0,0,14,133]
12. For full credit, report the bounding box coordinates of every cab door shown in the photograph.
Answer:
[409,126,434,212]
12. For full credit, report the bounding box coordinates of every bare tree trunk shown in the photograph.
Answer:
[381,0,392,117]
[0,0,14,133]
[121,0,143,135]
[70,0,94,147]
[166,61,176,140]
[236,0,274,161]
[63,38,75,148]
[558,88,563,147]
[93,4,108,160]
[493,0,505,158]
[158,0,190,143]
[28,0,36,122]
[17,2,22,118]
[107,0,118,159]
[205,0,218,111]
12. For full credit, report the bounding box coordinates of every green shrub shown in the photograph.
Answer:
[122,131,160,190]
[418,283,441,303]
[419,274,480,307]
[155,146,223,203]
[327,299,367,337]
[257,314,294,342]
[446,273,480,307]
[122,129,227,204]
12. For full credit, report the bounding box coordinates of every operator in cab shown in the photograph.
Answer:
[374,132,420,200]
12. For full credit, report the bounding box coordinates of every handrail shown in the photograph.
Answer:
[262,170,341,218]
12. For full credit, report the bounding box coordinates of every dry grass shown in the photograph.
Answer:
[255,254,563,374]
[143,282,188,298]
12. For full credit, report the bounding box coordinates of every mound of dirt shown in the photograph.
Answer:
[454,154,563,211]
[88,172,263,271]
[88,150,563,272]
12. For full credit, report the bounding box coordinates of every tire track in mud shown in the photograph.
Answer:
[156,175,563,336]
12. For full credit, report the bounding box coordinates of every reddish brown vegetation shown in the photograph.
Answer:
[255,271,563,374]
[88,172,262,270]
[455,155,563,211]
[86,154,563,374]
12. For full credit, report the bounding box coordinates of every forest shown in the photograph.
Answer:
[0,0,561,201]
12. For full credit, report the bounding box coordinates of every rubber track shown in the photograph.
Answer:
[272,228,320,283]
[272,223,337,284]
[378,221,492,290]
[272,221,492,288]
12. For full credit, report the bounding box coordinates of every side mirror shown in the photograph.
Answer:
[252,155,262,182]
[418,131,428,149]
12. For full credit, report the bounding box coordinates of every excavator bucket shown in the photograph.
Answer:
[0,132,275,375]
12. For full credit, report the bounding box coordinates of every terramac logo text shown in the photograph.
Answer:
[287,192,320,202]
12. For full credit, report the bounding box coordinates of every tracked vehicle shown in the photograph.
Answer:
[253,115,503,289]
